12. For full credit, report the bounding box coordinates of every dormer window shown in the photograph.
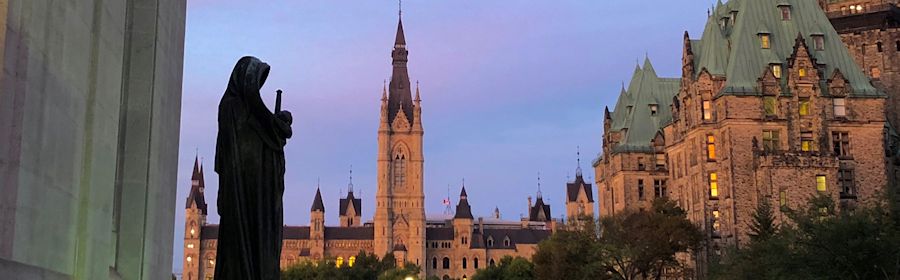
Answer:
[779,4,791,21]
[799,68,807,78]
[730,11,738,25]
[813,35,825,51]
[487,236,494,247]
[772,64,783,78]
[650,104,658,116]
[503,237,511,247]
[760,33,771,49]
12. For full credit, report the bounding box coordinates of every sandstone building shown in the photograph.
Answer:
[594,0,890,264]
[181,16,585,280]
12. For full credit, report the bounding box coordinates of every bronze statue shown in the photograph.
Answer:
[214,56,292,280]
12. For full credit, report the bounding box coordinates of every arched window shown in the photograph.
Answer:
[487,236,494,247]
[432,257,437,269]
[490,259,496,267]
[442,257,450,269]
[393,154,406,187]
[503,237,511,247]
[474,257,479,269]
[336,257,344,267]
[348,256,356,267]
[462,257,468,269]
[206,255,214,268]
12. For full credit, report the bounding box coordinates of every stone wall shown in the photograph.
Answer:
[0,0,186,279]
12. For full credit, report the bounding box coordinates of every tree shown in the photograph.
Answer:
[710,194,900,280]
[532,220,605,280]
[281,251,422,280]
[600,198,703,280]
[748,200,777,242]
[472,256,534,280]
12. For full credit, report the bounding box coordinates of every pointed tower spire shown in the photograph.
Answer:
[388,7,414,125]
[311,186,325,212]
[191,155,201,181]
[415,81,421,103]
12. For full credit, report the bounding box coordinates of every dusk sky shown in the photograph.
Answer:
[173,0,717,272]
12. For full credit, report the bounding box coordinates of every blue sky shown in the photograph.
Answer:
[173,0,716,273]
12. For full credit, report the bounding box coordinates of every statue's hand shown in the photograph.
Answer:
[275,110,293,125]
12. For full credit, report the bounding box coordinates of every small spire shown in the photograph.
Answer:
[415,81,421,102]
[536,172,543,199]
[576,146,583,177]
[311,186,325,212]
[348,165,354,193]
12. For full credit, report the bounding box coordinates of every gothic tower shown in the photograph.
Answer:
[183,156,208,280]
[374,15,427,267]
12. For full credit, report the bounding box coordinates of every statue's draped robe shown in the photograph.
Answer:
[214,56,292,280]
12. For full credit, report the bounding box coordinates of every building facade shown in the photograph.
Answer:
[594,0,890,261]
[182,16,578,280]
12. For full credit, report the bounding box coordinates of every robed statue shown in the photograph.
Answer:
[214,56,293,280]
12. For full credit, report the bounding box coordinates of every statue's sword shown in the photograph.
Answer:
[275,89,283,112]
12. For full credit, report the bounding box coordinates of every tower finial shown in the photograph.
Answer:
[576,146,583,177]
[415,80,421,102]
[382,80,388,101]
[537,172,543,199]
[348,165,354,193]
[317,177,320,189]
[399,0,402,17]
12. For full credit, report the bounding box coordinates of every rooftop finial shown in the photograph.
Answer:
[537,172,543,199]
[317,177,320,189]
[399,0,402,17]
[348,165,354,193]
[576,146,583,177]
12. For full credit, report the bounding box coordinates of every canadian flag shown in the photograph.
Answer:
[442,198,450,205]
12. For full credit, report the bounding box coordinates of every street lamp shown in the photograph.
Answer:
[404,277,415,280]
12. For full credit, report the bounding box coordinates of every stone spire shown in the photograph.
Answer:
[388,13,414,125]
[185,155,207,214]
[311,185,324,212]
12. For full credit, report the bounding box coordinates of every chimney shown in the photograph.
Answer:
[478,217,484,235]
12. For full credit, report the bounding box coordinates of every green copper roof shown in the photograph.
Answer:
[693,0,882,97]
[607,58,681,153]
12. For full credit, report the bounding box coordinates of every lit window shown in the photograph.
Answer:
[872,67,882,78]
[187,256,192,263]
[207,258,214,268]
[348,256,356,267]
[763,130,780,151]
[650,104,658,116]
[709,173,719,199]
[816,175,827,192]
[764,97,777,116]
[799,98,810,116]
[656,153,665,170]
[707,135,716,160]
[190,227,196,237]
[772,64,782,78]
[781,6,791,21]
[799,68,807,78]
[813,35,825,51]
[638,179,645,201]
[832,132,850,157]
[779,191,787,207]
[712,210,721,233]
[833,98,846,117]
[187,243,194,249]
[760,34,771,49]
[336,257,344,267]
[801,131,813,151]
[702,100,712,120]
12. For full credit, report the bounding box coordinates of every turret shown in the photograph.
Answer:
[340,168,362,227]
[183,156,207,280]
[453,185,474,248]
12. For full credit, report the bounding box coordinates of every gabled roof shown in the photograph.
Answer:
[606,58,680,153]
[566,174,594,203]
[477,228,552,249]
[529,197,552,222]
[311,188,325,212]
[339,191,362,217]
[693,0,881,97]
[324,227,374,240]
